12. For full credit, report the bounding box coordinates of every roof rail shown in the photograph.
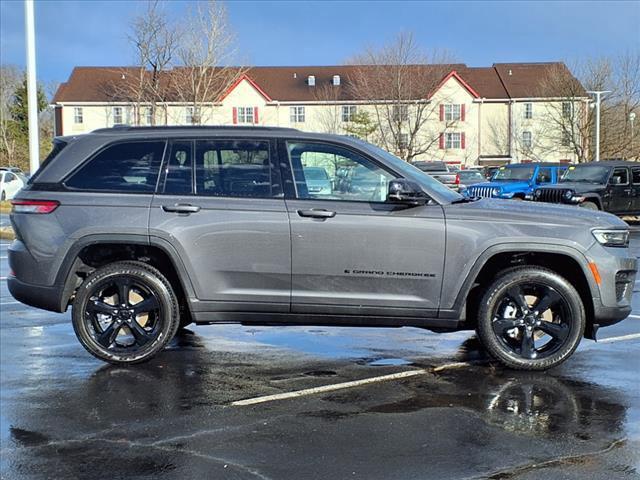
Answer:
[91,125,299,133]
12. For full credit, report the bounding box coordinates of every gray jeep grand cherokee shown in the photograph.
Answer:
[7,126,636,370]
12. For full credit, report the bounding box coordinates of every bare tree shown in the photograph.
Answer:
[0,65,22,164]
[128,1,178,124]
[172,0,245,124]
[311,82,344,134]
[537,54,640,162]
[348,32,455,162]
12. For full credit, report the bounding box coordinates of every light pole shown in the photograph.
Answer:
[24,0,39,174]
[587,90,610,162]
[631,112,637,160]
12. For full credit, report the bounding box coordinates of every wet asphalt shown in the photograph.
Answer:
[0,235,639,480]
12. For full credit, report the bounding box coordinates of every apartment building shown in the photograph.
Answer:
[51,62,588,166]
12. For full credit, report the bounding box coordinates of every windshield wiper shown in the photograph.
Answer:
[451,197,477,204]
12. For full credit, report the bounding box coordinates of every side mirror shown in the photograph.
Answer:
[387,178,429,206]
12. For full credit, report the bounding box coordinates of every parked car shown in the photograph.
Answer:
[0,170,26,201]
[465,163,568,200]
[412,161,458,190]
[456,170,486,191]
[303,167,332,196]
[7,126,635,370]
[532,161,640,215]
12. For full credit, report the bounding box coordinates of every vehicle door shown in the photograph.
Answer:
[149,138,291,313]
[281,139,445,317]
[608,167,631,214]
[631,167,640,213]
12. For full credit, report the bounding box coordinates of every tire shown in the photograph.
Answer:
[72,261,180,364]
[579,201,599,210]
[476,266,585,370]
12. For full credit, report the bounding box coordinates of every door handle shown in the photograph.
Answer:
[162,204,201,214]
[297,209,336,219]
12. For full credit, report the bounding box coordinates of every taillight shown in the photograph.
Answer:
[11,199,59,214]
[455,174,460,185]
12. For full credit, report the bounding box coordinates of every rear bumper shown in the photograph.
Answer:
[7,275,66,313]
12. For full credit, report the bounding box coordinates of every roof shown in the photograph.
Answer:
[52,62,585,104]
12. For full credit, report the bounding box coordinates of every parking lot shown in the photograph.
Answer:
[0,235,639,480]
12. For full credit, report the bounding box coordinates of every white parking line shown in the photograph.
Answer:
[232,362,471,406]
[627,314,640,319]
[598,333,640,343]
[232,369,430,406]
[0,301,21,306]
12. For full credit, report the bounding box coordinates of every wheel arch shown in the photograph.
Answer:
[443,244,598,338]
[57,234,196,315]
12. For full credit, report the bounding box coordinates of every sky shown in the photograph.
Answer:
[1,0,639,91]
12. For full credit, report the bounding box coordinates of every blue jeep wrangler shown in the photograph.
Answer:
[464,163,568,199]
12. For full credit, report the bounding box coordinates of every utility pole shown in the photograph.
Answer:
[587,90,610,162]
[24,0,39,174]
[631,112,636,160]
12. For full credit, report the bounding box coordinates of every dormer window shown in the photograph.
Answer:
[307,75,315,86]
[332,75,341,86]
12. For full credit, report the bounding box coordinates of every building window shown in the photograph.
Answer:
[562,102,572,119]
[561,130,571,147]
[445,132,461,149]
[524,103,533,119]
[522,131,532,148]
[398,133,409,149]
[393,104,409,122]
[290,106,305,123]
[73,107,83,124]
[113,106,123,125]
[237,106,254,124]
[146,107,153,125]
[342,105,357,122]
[444,104,461,121]
[186,106,202,124]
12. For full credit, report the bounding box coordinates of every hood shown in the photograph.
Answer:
[446,198,625,229]
[536,182,605,193]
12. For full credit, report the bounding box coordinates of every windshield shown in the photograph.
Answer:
[560,165,609,183]
[493,166,535,181]
[303,167,329,180]
[459,171,484,180]
[353,139,463,203]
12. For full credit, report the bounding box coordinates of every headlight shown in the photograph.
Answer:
[563,190,574,200]
[491,188,501,197]
[592,229,629,247]
[534,189,542,198]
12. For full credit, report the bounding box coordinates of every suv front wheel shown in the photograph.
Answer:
[476,266,585,370]
[72,261,180,364]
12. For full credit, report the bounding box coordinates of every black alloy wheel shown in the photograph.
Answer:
[477,267,585,370]
[72,262,179,364]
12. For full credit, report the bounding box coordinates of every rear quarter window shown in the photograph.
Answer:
[65,141,166,193]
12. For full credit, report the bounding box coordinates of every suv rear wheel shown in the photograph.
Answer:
[72,261,179,364]
[476,266,585,370]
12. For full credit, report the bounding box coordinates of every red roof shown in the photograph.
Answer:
[52,63,584,104]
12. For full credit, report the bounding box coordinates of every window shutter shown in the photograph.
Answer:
[439,133,444,149]
[232,107,238,124]
[439,104,444,121]
[461,104,465,122]
[461,132,466,149]
[254,107,259,124]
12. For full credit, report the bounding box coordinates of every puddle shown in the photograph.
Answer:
[366,358,413,366]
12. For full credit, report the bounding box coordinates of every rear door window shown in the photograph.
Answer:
[195,139,281,198]
[66,141,165,192]
[632,168,640,185]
